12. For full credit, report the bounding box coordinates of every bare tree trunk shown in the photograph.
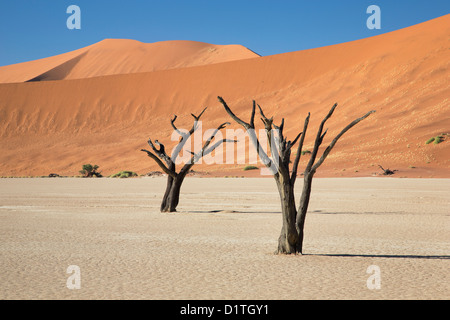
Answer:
[275,174,299,254]
[160,175,184,212]
[296,172,313,254]
[160,175,173,212]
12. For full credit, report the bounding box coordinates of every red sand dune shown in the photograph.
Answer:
[0,39,259,83]
[0,14,448,178]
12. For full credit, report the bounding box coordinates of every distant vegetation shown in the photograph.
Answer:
[110,171,138,178]
[79,164,102,177]
[243,165,258,171]
[425,133,447,145]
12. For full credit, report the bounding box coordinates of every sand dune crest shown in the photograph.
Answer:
[0,39,260,83]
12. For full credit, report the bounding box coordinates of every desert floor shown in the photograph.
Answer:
[0,177,448,300]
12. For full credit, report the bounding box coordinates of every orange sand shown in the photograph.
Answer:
[0,15,448,178]
[0,39,259,83]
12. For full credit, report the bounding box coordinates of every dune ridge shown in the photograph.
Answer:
[0,39,260,83]
[0,14,449,177]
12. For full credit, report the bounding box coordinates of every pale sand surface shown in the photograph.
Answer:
[0,177,448,300]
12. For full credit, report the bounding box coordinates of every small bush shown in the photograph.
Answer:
[110,171,138,178]
[301,150,312,155]
[243,165,258,171]
[426,134,446,145]
[79,164,102,177]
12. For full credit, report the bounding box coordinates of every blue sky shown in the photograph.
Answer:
[0,0,449,66]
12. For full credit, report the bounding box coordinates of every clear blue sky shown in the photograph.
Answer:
[0,0,449,66]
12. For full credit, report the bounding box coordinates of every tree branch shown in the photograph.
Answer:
[258,104,280,163]
[170,107,207,162]
[287,131,302,152]
[140,149,177,178]
[218,96,253,129]
[170,115,183,136]
[311,110,376,172]
[191,106,207,122]
[202,122,230,151]
[258,104,273,132]
[305,103,338,173]
[218,97,274,169]
[291,112,310,184]
[185,122,235,165]
[148,139,172,166]
[250,100,256,128]
[202,139,238,159]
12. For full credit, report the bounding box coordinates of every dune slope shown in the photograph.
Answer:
[0,14,448,177]
[0,39,260,83]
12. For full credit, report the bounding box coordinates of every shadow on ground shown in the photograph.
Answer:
[306,253,450,260]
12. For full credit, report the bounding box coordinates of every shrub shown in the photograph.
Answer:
[110,171,138,178]
[301,150,312,155]
[433,136,442,144]
[79,164,102,177]
[243,165,258,171]
[426,134,445,145]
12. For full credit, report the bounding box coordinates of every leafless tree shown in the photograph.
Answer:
[219,96,375,254]
[378,165,397,175]
[141,107,236,212]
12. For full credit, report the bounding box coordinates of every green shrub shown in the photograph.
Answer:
[79,164,102,177]
[110,171,138,178]
[301,150,312,155]
[243,165,258,171]
[426,134,445,145]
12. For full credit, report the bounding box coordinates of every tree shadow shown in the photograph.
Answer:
[305,253,450,260]
[312,210,404,215]
[184,209,280,214]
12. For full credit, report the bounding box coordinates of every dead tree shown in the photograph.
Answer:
[219,96,375,254]
[378,165,397,175]
[141,107,236,212]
